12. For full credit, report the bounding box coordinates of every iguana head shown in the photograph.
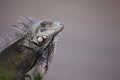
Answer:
[13,17,64,51]
[17,19,64,77]
[31,20,64,49]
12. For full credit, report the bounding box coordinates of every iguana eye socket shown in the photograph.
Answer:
[40,22,47,28]
[37,36,44,43]
[40,21,52,27]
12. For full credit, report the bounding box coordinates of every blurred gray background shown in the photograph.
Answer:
[0,0,120,80]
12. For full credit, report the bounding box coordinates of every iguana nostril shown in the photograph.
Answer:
[60,23,62,25]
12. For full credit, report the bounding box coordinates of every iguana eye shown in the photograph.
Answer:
[40,22,46,27]
[37,36,43,43]
[40,21,52,27]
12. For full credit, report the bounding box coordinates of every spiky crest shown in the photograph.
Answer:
[0,16,39,52]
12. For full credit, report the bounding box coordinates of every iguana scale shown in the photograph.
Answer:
[0,17,64,80]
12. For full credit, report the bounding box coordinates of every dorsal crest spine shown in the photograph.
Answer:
[0,16,39,52]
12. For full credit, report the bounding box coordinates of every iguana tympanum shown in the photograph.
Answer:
[0,17,64,80]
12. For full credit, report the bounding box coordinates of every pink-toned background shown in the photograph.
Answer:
[0,0,120,80]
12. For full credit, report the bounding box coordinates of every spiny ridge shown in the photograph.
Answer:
[19,16,38,28]
[0,16,38,51]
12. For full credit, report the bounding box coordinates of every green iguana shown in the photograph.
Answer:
[0,17,64,80]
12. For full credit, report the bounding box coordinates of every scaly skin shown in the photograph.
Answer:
[0,17,64,80]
